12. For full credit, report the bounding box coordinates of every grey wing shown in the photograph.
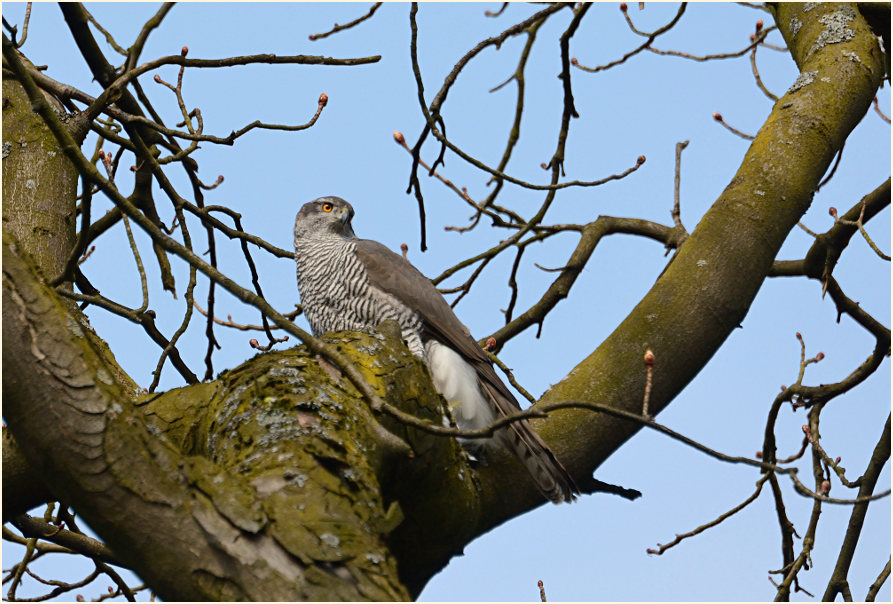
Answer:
[355,238,542,412]
[354,240,493,369]
[356,239,577,503]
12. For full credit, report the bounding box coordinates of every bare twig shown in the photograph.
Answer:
[121,215,149,313]
[873,96,891,123]
[392,131,513,228]
[484,215,680,350]
[795,220,818,238]
[831,198,891,261]
[309,2,383,40]
[124,3,175,73]
[81,5,128,55]
[193,300,301,332]
[712,112,755,140]
[10,515,122,568]
[407,2,641,250]
[647,24,774,62]
[149,206,198,392]
[771,180,890,284]
[672,140,689,227]
[487,350,537,405]
[642,350,655,417]
[573,3,686,72]
[822,414,891,601]
[486,3,509,18]
[648,474,770,555]
[815,142,844,192]
[866,558,891,601]
[750,26,778,101]
[8,3,32,48]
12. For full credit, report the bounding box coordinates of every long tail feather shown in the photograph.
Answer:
[482,383,578,503]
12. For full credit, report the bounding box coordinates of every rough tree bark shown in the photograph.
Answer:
[2,3,886,600]
[2,73,78,282]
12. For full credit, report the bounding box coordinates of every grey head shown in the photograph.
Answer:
[294,196,356,243]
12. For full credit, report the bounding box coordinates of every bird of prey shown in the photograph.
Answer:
[294,196,577,503]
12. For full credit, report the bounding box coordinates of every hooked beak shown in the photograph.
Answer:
[335,205,356,237]
[337,206,353,225]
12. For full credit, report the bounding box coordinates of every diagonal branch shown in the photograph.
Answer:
[822,414,891,601]
[472,1,885,528]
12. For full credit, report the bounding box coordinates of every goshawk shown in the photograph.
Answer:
[294,196,577,503]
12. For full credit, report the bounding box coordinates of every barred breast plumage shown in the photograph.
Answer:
[294,196,578,504]
[295,217,426,357]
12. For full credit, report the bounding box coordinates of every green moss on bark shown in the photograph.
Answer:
[474,1,885,533]
[2,75,78,284]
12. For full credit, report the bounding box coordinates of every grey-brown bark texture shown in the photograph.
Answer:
[1,3,887,601]
[2,75,78,283]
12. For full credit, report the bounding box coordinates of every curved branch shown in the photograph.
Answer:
[822,414,891,600]
[470,1,885,527]
[124,3,176,72]
[770,178,891,279]
[308,2,383,40]
[485,216,680,349]
[10,515,123,568]
[572,3,686,72]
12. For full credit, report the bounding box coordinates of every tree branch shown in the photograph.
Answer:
[822,414,891,601]
[473,1,885,529]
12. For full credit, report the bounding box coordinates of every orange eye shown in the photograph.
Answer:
[322,202,334,212]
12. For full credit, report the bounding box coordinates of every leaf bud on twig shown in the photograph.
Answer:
[643,349,655,366]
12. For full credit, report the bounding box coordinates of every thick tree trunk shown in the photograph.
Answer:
[3,235,426,599]
[2,73,78,285]
[1,3,886,601]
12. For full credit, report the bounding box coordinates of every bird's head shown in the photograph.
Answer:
[294,196,356,242]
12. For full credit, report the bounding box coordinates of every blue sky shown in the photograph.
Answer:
[3,3,890,601]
